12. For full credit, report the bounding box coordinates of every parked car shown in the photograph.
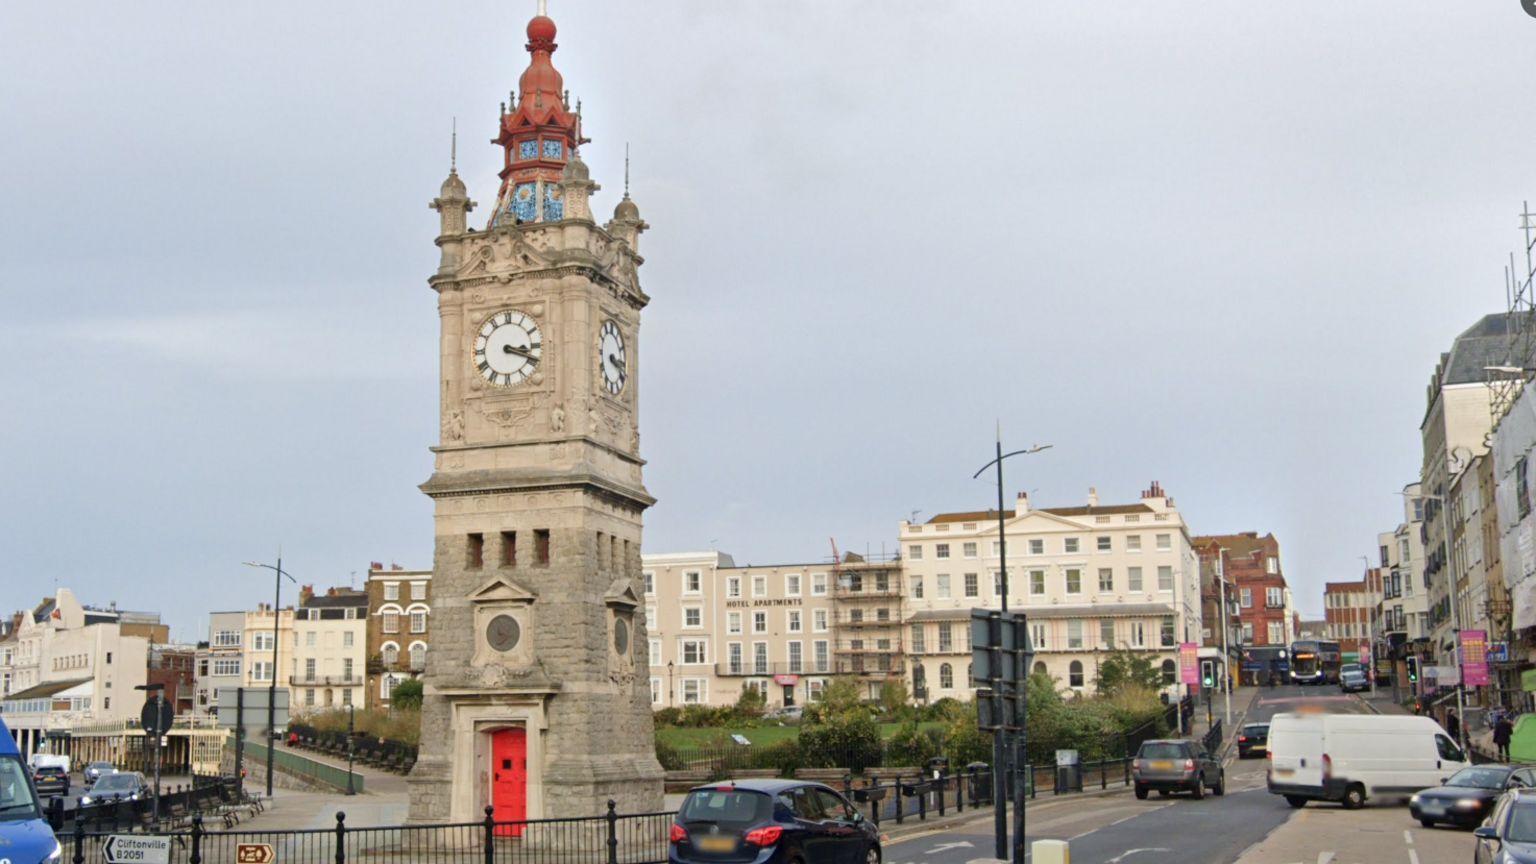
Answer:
[83,761,115,784]
[669,779,880,864]
[1339,664,1370,693]
[1267,713,1467,809]
[1237,723,1270,759]
[31,764,69,797]
[0,717,64,864]
[1132,739,1224,800]
[81,771,149,806]
[1411,765,1530,829]
[1475,788,1536,863]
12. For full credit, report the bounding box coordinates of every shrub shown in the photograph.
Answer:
[390,679,424,710]
[655,734,686,771]
[884,720,937,767]
[942,715,992,767]
[653,707,683,727]
[800,713,882,773]
[749,739,803,775]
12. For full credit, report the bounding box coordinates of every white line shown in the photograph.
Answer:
[1403,829,1413,845]
[1408,849,1420,864]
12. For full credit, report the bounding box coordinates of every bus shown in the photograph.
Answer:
[1289,640,1342,685]
[1242,646,1290,686]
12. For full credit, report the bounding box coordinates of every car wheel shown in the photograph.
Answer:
[1285,796,1307,809]
[865,846,881,864]
[1213,771,1225,796]
[1135,785,1148,800]
[1192,777,1205,800]
[1419,818,1434,828]
[1341,785,1365,810]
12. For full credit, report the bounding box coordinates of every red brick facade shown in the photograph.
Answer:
[1194,533,1290,647]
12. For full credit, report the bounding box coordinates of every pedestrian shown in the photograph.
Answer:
[1446,709,1460,742]
[1496,713,1515,762]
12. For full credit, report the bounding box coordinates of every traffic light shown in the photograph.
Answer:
[1406,656,1419,683]
[1200,660,1216,689]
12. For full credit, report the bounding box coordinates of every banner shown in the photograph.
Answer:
[1360,645,1371,666]
[1462,630,1489,687]
[1180,643,1200,685]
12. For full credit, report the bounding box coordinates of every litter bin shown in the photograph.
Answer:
[1054,749,1082,794]
[966,762,991,804]
[927,756,950,779]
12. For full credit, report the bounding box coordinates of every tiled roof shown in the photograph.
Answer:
[1193,533,1274,559]
[1441,312,1536,386]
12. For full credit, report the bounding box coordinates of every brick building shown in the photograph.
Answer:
[1325,568,1383,662]
[365,564,431,709]
[1193,533,1293,647]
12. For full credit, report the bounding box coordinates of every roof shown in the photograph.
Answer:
[1193,533,1275,559]
[4,678,92,701]
[906,603,1176,622]
[303,593,368,609]
[927,504,1152,524]
[1440,312,1536,387]
[686,778,823,794]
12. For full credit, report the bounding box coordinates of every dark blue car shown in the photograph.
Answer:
[1476,788,1536,864]
[670,779,881,864]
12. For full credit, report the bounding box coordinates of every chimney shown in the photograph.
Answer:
[391,563,403,571]
[1015,491,1030,517]
[1087,487,1099,507]
[299,585,315,607]
[1141,480,1165,500]
[370,561,383,571]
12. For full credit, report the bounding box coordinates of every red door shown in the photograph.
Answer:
[491,728,527,837]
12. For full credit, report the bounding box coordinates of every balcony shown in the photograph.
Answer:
[836,615,900,629]
[715,661,832,677]
[833,661,905,677]
[834,584,903,598]
[288,675,364,687]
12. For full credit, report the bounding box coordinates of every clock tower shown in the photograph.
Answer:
[408,6,662,823]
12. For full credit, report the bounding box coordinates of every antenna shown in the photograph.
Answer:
[537,0,548,16]
[624,143,631,197]
[451,118,457,172]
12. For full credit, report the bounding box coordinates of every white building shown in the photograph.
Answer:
[898,482,1202,701]
[291,587,367,711]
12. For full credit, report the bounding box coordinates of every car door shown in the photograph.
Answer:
[1190,744,1214,786]
[814,787,861,864]
[790,786,833,862]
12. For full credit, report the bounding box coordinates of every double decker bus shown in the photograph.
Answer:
[1241,646,1290,686]
[1289,640,1342,685]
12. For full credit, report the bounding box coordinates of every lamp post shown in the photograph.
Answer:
[243,556,296,799]
[667,661,675,707]
[971,432,1051,864]
[1217,556,1232,726]
[346,702,356,796]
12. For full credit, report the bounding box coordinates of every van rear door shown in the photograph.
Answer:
[1268,715,1325,794]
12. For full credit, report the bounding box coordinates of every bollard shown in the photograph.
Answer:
[1032,839,1069,864]
[893,775,903,824]
[334,811,347,864]
[936,769,946,816]
[605,799,619,864]
[956,770,964,813]
[72,807,86,864]
[190,815,204,864]
[482,806,495,864]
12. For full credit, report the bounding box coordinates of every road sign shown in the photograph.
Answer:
[103,834,171,864]
[140,699,174,736]
[215,688,290,730]
[236,844,276,864]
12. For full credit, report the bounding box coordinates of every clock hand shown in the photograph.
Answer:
[503,344,537,361]
[608,354,626,370]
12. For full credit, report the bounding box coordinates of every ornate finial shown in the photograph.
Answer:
[450,117,457,172]
[537,0,548,15]
[500,101,506,116]
[624,142,631,197]
[563,89,569,109]
[510,90,516,109]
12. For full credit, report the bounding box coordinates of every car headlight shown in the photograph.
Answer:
[1410,794,1420,805]
[80,796,91,805]
[1455,798,1485,809]
[43,838,62,863]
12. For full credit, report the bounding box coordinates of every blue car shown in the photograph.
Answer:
[670,779,881,864]
[0,716,63,864]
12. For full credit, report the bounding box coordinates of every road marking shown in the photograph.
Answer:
[1408,850,1420,864]
[1105,849,1171,864]
[1403,829,1413,845]
[924,841,973,855]
[1318,853,1335,864]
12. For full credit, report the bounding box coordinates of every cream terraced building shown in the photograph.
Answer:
[899,482,1202,701]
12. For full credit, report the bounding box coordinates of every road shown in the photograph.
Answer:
[884,685,1475,864]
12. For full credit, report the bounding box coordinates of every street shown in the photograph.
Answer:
[884,685,1476,864]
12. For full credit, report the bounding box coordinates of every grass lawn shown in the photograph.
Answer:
[657,722,945,750]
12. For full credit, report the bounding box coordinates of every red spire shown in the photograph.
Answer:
[488,6,586,227]
[518,15,563,112]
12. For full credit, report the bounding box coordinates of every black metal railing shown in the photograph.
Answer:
[1202,718,1224,754]
[60,799,675,864]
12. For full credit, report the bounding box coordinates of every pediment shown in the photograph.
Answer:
[604,578,639,611]
[469,575,538,605]
[972,510,1090,535]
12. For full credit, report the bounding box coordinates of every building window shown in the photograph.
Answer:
[911,625,926,654]
[726,612,742,635]
[1098,568,1114,592]
[1157,566,1174,592]
[409,643,426,670]
[909,545,923,560]
[681,679,707,705]
[1066,569,1082,594]
[726,643,743,674]
[410,611,427,633]
[1161,660,1176,685]
[645,605,657,629]
[752,575,767,597]
[685,571,702,594]
[1127,535,1142,552]
[681,640,707,665]
[533,529,551,565]
[726,576,741,598]
[1030,623,1046,652]
[814,641,829,672]
[753,643,769,675]
[642,571,654,595]
[305,632,317,648]
[1033,661,1047,676]
[812,573,828,595]
[1241,622,1254,642]
[251,661,274,682]
[994,571,1004,595]
[304,658,317,681]
[1266,587,1283,608]
[1064,537,1080,553]
[1128,567,1143,591]
[1267,622,1285,645]
[213,659,241,676]
[788,610,802,633]
[382,644,399,665]
[1130,621,1146,647]
[343,631,354,648]
[1100,619,1115,649]
[1029,539,1044,555]
[1155,534,1171,551]
[936,543,951,559]
[304,688,316,707]
[788,642,803,673]
[912,577,924,599]
[938,623,953,653]
[1240,588,1253,608]
[786,574,801,596]
[467,533,484,569]
[383,583,400,602]
[1160,617,1175,647]
[1069,661,1084,688]
[963,542,977,558]
[964,573,979,597]
[1097,536,1112,552]
[936,574,951,598]
[684,606,702,628]
[1067,620,1083,649]
[813,609,828,632]
[753,611,768,633]
[1031,570,1046,595]
[939,663,954,689]
[253,632,274,652]
[501,531,517,567]
[1266,556,1278,575]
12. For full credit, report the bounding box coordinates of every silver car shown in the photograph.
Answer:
[1339,664,1369,693]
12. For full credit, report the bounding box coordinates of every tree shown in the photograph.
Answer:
[734,684,766,723]
[805,677,864,724]
[879,679,912,720]
[1094,649,1163,698]
[390,678,424,710]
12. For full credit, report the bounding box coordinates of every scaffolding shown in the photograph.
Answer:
[1488,202,1536,426]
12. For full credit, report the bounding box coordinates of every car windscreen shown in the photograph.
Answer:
[0,756,42,821]
[1242,725,1268,735]
[94,775,139,791]
[1508,802,1536,843]
[679,789,772,828]
[1138,743,1188,760]
[1445,767,1509,790]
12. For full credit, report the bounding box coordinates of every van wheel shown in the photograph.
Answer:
[1285,796,1307,809]
[1192,777,1205,800]
[1341,785,1365,810]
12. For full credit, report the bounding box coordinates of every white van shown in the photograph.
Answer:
[1267,713,1467,809]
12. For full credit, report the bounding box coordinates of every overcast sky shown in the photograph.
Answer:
[3,2,1531,640]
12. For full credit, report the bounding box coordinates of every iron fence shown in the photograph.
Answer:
[61,802,675,864]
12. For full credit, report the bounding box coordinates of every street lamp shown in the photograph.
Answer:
[971,431,1051,864]
[667,661,674,707]
[346,702,356,796]
[1400,483,1468,753]
[243,556,296,799]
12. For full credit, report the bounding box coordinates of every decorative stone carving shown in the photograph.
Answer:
[442,410,464,443]
[550,403,565,432]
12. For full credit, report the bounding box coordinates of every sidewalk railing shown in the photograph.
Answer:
[242,739,365,794]
[61,801,675,864]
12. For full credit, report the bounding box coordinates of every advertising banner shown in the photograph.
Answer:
[1180,643,1200,685]
[1462,630,1489,687]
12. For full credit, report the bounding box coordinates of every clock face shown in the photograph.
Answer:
[613,617,629,655]
[487,614,521,652]
[599,319,626,395]
[475,310,542,387]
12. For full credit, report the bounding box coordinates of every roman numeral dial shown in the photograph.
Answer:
[599,319,626,396]
[473,309,542,387]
